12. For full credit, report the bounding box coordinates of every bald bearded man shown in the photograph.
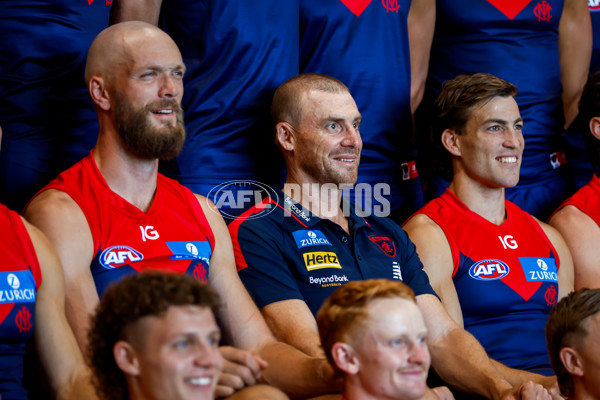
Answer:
[24,21,334,400]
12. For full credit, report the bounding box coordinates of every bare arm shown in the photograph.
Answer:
[262,299,325,358]
[24,219,97,400]
[408,0,435,113]
[24,190,97,353]
[404,215,550,399]
[535,218,574,299]
[109,0,162,25]
[559,0,591,128]
[197,195,337,398]
[548,206,595,290]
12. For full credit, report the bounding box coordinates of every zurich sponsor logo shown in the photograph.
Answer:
[100,246,143,269]
[520,257,558,283]
[469,259,510,281]
[292,230,332,249]
[0,271,36,304]
[166,241,211,263]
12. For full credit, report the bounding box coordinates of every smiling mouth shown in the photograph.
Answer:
[497,156,517,163]
[186,377,213,386]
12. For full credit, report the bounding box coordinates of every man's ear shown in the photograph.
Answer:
[441,129,462,157]
[589,116,600,141]
[559,347,584,377]
[114,340,141,376]
[89,76,111,111]
[331,342,360,375]
[275,122,296,152]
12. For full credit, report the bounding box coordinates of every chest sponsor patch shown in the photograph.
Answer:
[166,241,212,263]
[303,252,342,271]
[0,271,36,304]
[519,257,558,283]
[100,245,144,269]
[469,259,510,281]
[292,230,332,249]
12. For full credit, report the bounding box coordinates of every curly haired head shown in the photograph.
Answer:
[316,279,415,375]
[87,272,221,400]
[546,288,600,398]
[576,70,600,172]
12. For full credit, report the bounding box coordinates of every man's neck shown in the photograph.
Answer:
[282,180,349,233]
[449,175,507,226]
[92,140,159,213]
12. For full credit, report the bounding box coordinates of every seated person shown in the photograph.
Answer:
[24,22,331,399]
[88,272,222,400]
[316,279,442,400]
[549,70,600,290]
[545,288,600,400]
[0,189,94,398]
[403,73,574,375]
[229,72,556,399]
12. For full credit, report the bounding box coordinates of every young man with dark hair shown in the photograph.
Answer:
[545,288,600,400]
[404,72,573,380]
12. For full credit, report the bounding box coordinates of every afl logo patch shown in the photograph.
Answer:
[99,246,144,269]
[589,0,600,11]
[469,259,510,281]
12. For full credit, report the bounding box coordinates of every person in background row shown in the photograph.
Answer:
[0,0,112,212]
[545,288,600,400]
[317,279,445,400]
[550,70,600,290]
[24,22,334,400]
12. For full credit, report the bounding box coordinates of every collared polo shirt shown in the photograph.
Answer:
[228,188,435,315]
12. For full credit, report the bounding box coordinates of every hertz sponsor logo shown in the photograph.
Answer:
[303,252,341,271]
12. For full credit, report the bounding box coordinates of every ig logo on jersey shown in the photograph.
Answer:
[469,259,510,281]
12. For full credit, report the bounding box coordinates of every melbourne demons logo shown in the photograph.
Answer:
[382,0,401,12]
[534,0,553,21]
[15,306,32,333]
[469,259,510,281]
[369,236,396,257]
[99,246,144,269]
[545,285,558,306]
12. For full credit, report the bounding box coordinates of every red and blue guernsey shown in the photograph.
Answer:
[0,0,111,212]
[36,153,214,297]
[157,0,298,196]
[300,0,422,223]
[426,0,567,217]
[555,174,600,225]
[0,204,41,399]
[415,190,560,374]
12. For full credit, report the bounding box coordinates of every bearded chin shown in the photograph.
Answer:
[114,95,186,161]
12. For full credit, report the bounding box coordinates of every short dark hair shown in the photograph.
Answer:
[435,73,518,136]
[546,288,600,397]
[316,279,415,375]
[271,72,350,128]
[87,272,221,400]
[577,70,600,171]
[430,73,518,176]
